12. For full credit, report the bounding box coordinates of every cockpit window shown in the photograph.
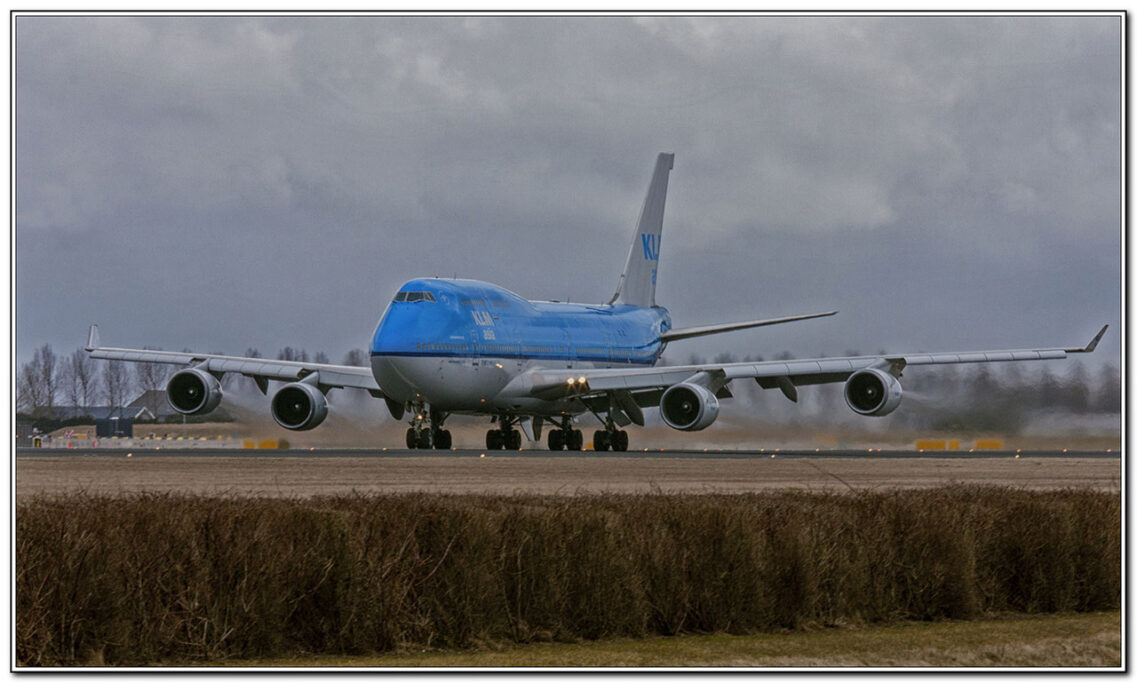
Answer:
[394,291,436,303]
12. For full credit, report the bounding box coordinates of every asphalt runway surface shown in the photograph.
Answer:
[16,448,1122,498]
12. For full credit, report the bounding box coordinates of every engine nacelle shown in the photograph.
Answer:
[166,368,223,415]
[660,382,720,431]
[271,382,329,431]
[844,368,903,416]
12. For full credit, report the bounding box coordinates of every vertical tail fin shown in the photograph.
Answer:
[609,152,674,308]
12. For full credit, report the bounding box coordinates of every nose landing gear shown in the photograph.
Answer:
[405,403,452,450]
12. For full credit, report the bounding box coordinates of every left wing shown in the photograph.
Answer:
[85,324,382,395]
[508,325,1108,408]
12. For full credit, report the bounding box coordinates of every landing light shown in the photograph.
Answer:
[567,378,575,385]
[578,376,586,384]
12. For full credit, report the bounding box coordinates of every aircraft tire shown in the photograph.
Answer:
[567,429,584,451]
[406,428,417,449]
[548,429,563,451]
[416,430,432,449]
[593,430,610,451]
[486,430,503,450]
[434,429,452,450]
[506,429,522,450]
[612,430,629,452]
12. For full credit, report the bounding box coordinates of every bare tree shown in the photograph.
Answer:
[314,351,330,365]
[1095,363,1121,413]
[17,356,45,415]
[17,345,61,416]
[277,347,309,362]
[342,349,367,367]
[134,349,170,415]
[102,361,132,417]
[37,345,59,417]
[64,347,97,408]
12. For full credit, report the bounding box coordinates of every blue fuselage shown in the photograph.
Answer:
[370,278,671,413]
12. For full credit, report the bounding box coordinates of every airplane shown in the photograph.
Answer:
[86,153,1107,451]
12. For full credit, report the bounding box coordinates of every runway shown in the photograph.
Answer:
[16,447,1121,459]
[16,448,1122,498]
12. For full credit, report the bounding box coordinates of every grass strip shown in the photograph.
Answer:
[225,611,1121,668]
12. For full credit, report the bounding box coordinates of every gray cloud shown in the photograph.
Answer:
[16,14,1121,374]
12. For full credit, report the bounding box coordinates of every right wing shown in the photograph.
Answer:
[85,324,382,395]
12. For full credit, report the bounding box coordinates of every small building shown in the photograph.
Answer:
[128,390,179,420]
[125,390,234,422]
[96,416,134,438]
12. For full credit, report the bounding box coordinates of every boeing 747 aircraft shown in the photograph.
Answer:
[86,153,1106,451]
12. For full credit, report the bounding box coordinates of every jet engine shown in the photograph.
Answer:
[271,382,329,431]
[660,382,720,431]
[166,368,223,415]
[843,368,903,416]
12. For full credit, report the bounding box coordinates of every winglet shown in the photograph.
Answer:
[85,324,101,352]
[1069,324,1108,353]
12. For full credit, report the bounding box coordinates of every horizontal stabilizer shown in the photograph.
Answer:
[661,310,837,343]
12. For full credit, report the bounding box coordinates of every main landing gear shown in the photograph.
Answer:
[405,403,452,450]
[546,416,584,451]
[485,415,522,450]
[592,428,629,452]
[587,406,629,452]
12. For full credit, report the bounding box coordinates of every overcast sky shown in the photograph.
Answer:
[15,14,1122,375]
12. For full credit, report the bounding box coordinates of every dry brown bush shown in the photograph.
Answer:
[15,487,1120,665]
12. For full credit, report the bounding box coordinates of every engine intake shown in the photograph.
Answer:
[660,382,720,431]
[166,368,223,415]
[271,382,329,431]
[844,368,903,416]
